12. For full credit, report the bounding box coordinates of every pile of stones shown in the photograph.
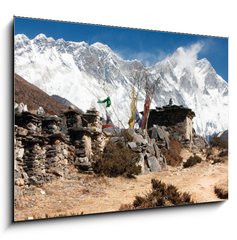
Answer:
[14,105,170,186]
[108,128,167,174]
[14,106,108,185]
[14,111,77,185]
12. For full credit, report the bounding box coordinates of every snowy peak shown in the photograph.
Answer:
[14,34,228,139]
[34,33,47,40]
[15,34,30,42]
[91,42,112,52]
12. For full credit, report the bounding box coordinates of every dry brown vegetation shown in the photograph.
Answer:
[120,179,193,210]
[93,141,141,178]
[161,139,183,166]
[214,181,228,199]
[183,155,202,168]
[15,74,67,115]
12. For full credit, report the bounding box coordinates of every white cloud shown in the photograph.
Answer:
[115,42,205,69]
[172,42,204,70]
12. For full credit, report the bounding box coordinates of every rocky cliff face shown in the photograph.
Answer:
[15,34,228,139]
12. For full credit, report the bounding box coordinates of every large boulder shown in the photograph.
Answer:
[147,156,161,172]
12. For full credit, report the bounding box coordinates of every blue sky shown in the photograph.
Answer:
[14,16,228,81]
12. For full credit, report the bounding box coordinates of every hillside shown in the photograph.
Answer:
[15,73,67,115]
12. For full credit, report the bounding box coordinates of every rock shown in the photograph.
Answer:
[145,144,155,155]
[15,178,24,186]
[149,126,170,148]
[37,106,45,116]
[137,153,150,174]
[15,148,24,159]
[128,142,137,149]
[62,159,68,165]
[158,155,167,169]
[29,176,38,185]
[63,149,68,156]
[22,172,29,180]
[122,128,136,141]
[74,157,89,165]
[26,123,37,131]
[147,156,161,172]
[15,102,27,114]
[40,189,46,195]
[110,137,124,144]
[74,157,91,170]
[17,127,28,136]
[75,149,86,156]
[153,143,160,158]
[53,139,61,145]
[133,146,142,153]
[134,135,148,145]
[52,169,64,177]
[103,127,115,137]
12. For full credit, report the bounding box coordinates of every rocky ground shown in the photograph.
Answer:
[14,148,228,221]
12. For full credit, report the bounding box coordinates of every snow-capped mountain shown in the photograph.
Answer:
[14,34,228,139]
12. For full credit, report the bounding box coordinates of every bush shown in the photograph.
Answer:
[183,155,202,168]
[119,179,194,210]
[161,139,183,167]
[219,149,228,157]
[93,141,141,178]
[214,186,228,199]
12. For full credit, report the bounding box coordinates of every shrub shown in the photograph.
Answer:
[183,155,202,168]
[218,149,228,157]
[93,141,141,178]
[214,186,228,199]
[161,139,183,167]
[119,179,194,210]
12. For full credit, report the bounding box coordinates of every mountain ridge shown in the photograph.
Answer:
[14,34,228,138]
[15,73,67,115]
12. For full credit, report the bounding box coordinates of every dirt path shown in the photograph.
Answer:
[14,161,227,221]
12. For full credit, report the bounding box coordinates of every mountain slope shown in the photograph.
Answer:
[14,34,228,138]
[15,73,67,115]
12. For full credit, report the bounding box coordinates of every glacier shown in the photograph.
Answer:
[14,34,228,139]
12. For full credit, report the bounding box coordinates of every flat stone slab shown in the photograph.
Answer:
[147,156,161,172]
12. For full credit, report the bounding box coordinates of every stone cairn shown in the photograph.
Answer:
[15,111,75,185]
[65,108,104,172]
[14,106,168,186]
[108,128,167,174]
[14,107,106,185]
